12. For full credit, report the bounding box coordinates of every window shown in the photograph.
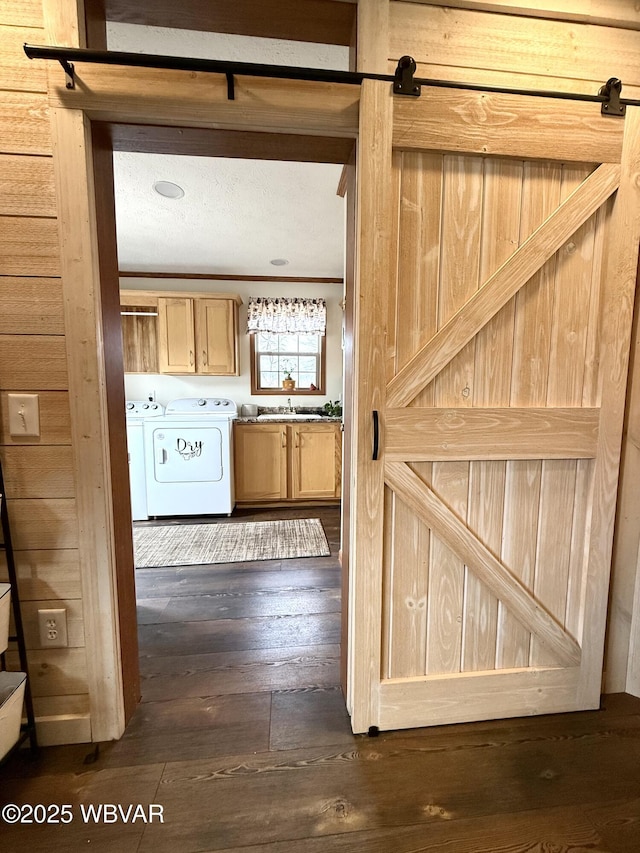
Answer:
[250,331,325,394]
[247,296,327,395]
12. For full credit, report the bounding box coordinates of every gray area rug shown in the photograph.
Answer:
[133,518,330,568]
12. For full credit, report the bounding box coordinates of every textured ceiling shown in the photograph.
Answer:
[108,24,349,277]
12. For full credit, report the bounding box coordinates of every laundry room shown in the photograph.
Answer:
[118,156,347,522]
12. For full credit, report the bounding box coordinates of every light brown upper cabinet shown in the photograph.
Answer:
[120,290,242,376]
[157,296,196,373]
[194,297,239,375]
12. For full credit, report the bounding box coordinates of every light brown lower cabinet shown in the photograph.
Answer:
[234,422,341,503]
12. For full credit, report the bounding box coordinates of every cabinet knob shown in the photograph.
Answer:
[202,350,207,366]
[190,350,194,366]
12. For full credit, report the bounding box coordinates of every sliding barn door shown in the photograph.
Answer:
[349,80,640,733]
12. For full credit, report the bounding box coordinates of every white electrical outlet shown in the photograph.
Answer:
[37,608,68,648]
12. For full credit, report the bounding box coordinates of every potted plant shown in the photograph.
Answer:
[322,400,342,418]
[282,370,296,390]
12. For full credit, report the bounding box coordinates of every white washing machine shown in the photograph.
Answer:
[125,400,165,521]
[143,397,237,517]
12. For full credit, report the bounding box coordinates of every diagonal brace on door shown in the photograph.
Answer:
[386,163,621,408]
[385,461,582,667]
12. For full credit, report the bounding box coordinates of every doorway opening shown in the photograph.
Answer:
[107,140,354,754]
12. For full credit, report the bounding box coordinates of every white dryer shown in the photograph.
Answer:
[125,401,165,521]
[143,397,237,517]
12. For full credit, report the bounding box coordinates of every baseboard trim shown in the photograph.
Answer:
[34,714,92,746]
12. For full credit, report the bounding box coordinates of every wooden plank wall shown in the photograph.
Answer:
[380,0,640,695]
[0,0,90,744]
[389,1,640,98]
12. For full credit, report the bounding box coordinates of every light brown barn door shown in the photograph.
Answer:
[348,79,640,733]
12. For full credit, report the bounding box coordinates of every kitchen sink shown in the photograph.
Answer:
[257,413,322,420]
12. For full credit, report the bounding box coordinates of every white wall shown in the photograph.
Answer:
[107,22,350,71]
[122,277,344,408]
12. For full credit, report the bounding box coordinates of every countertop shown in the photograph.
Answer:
[235,416,342,424]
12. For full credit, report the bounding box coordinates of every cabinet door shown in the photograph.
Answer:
[290,424,341,499]
[234,424,287,501]
[195,298,239,375]
[157,297,195,373]
[120,303,159,373]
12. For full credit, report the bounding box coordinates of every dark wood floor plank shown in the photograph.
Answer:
[134,564,340,599]
[0,822,147,853]
[0,743,104,781]
[136,597,171,624]
[585,797,640,852]
[98,692,272,766]
[125,692,272,737]
[137,586,340,625]
[135,717,640,851]
[134,561,287,598]
[140,644,341,701]
[181,803,610,852]
[376,705,640,756]
[138,611,341,656]
[280,555,340,570]
[269,686,354,750]
[0,763,164,853]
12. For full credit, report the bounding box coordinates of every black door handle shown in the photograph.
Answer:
[372,410,379,461]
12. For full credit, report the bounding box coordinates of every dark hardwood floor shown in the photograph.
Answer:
[2,505,640,851]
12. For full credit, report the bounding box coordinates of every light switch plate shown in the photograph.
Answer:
[8,393,40,437]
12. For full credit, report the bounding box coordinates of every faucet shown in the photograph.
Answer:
[287,397,296,414]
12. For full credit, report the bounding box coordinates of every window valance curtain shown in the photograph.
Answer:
[246,297,327,335]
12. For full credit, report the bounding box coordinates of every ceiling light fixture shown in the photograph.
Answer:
[270,258,289,266]
[153,180,185,199]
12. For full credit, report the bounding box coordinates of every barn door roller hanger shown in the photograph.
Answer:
[599,78,626,117]
[23,44,632,116]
